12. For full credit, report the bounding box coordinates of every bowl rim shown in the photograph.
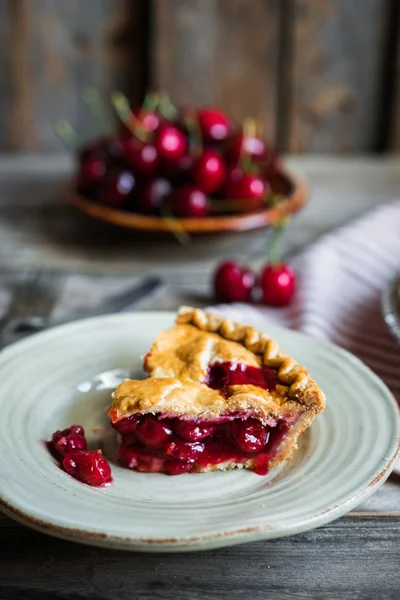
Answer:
[70,165,310,234]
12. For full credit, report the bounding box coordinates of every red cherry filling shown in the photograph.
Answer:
[230,419,268,453]
[51,425,87,456]
[206,362,277,397]
[112,359,286,476]
[174,420,216,442]
[115,417,288,476]
[63,450,112,487]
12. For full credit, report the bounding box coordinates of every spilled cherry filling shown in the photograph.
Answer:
[112,362,288,476]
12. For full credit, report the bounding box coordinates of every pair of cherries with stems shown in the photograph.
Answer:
[213,218,296,307]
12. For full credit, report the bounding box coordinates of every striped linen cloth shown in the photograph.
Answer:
[213,200,400,406]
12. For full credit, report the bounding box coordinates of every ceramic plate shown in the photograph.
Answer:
[0,312,399,552]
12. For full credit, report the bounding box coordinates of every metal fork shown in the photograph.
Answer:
[0,270,62,346]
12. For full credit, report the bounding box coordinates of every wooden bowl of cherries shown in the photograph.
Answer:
[69,92,309,236]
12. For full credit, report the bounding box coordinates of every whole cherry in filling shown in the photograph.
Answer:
[230,419,269,453]
[135,415,172,449]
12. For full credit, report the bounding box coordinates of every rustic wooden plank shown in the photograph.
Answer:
[152,0,282,144]
[285,0,389,153]
[0,0,148,151]
[390,1,400,149]
[0,0,10,146]
[1,514,400,599]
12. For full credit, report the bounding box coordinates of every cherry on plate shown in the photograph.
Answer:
[213,260,256,303]
[137,178,172,214]
[260,263,296,307]
[224,167,267,211]
[97,169,136,208]
[228,133,271,165]
[170,186,209,218]
[192,149,226,194]
[197,107,232,143]
[156,125,188,164]
[78,158,106,187]
[62,450,112,487]
[52,425,87,456]
[121,139,158,175]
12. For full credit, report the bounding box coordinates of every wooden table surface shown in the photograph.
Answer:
[0,154,399,599]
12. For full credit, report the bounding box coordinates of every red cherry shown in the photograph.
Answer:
[260,263,296,307]
[213,261,255,303]
[170,186,209,218]
[162,155,194,184]
[133,108,161,133]
[111,414,142,436]
[135,415,172,449]
[156,125,188,163]
[164,439,204,462]
[97,169,136,208]
[174,420,216,442]
[230,419,267,453]
[52,425,87,456]
[63,450,112,486]
[224,167,267,211]
[192,149,226,194]
[137,178,171,214]
[79,140,106,163]
[197,107,232,142]
[228,133,271,165]
[78,158,106,187]
[121,139,158,175]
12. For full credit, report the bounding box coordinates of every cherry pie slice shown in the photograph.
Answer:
[109,307,325,475]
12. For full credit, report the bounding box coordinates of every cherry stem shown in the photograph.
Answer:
[268,219,287,265]
[158,91,179,121]
[54,120,82,148]
[83,87,115,135]
[141,90,160,112]
[239,117,258,173]
[160,205,191,246]
[183,113,202,157]
[111,91,148,143]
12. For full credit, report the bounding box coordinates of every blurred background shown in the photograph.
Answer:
[1,0,399,155]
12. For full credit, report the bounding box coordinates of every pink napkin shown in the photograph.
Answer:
[213,200,400,405]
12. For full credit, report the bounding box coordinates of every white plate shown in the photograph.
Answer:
[0,312,399,552]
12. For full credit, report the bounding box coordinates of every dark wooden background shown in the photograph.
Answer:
[0,0,399,153]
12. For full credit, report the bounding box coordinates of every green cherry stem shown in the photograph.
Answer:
[141,90,160,112]
[54,120,82,148]
[160,205,191,246]
[83,87,115,135]
[158,90,179,121]
[183,113,202,157]
[111,91,148,142]
[267,218,288,265]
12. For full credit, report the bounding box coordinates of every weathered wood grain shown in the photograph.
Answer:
[390,1,400,149]
[285,0,390,153]
[1,514,399,600]
[0,0,148,150]
[152,0,282,144]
